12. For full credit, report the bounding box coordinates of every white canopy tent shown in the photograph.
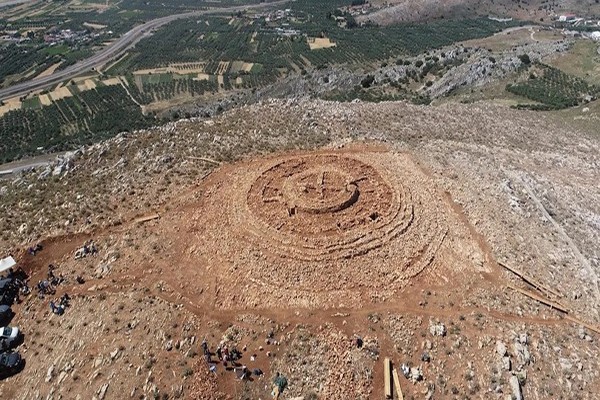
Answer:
[0,256,16,274]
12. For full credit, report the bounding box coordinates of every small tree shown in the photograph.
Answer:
[518,54,531,65]
[361,75,375,88]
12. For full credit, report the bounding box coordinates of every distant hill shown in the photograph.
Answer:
[358,0,600,25]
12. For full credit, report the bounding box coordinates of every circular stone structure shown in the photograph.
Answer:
[185,148,452,306]
[239,153,423,263]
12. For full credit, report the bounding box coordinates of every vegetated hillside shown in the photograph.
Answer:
[358,0,600,25]
[507,63,600,110]
[0,8,518,163]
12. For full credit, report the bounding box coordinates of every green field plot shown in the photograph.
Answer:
[229,61,245,73]
[250,63,263,73]
[43,45,69,56]
[0,43,60,85]
[547,41,600,85]
[21,97,42,109]
[111,2,520,93]
[141,73,174,84]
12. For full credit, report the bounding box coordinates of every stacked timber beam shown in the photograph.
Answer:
[384,358,404,399]
[384,358,392,399]
[501,262,600,335]
[392,368,404,400]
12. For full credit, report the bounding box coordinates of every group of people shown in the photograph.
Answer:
[13,278,30,303]
[11,245,78,316]
[49,293,70,316]
[47,265,65,287]
[37,264,66,299]
[200,339,263,381]
[2,266,31,304]
[74,241,98,260]
[27,244,43,256]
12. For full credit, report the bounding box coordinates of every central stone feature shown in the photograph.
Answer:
[243,154,415,261]
[281,167,359,215]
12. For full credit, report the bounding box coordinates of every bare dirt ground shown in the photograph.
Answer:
[0,96,21,117]
[36,62,63,79]
[0,99,599,399]
[308,38,336,50]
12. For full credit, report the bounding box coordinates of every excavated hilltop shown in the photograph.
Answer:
[0,99,599,399]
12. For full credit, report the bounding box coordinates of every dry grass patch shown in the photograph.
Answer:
[84,79,97,90]
[39,94,52,106]
[49,86,73,101]
[133,67,171,76]
[37,62,63,78]
[194,73,210,81]
[169,62,206,74]
[547,40,600,85]
[216,61,230,75]
[308,37,336,50]
[101,78,121,86]
[83,22,107,29]
[0,97,21,117]
[134,63,206,76]
[229,61,245,73]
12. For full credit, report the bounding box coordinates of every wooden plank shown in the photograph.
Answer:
[565,315,600,335]
[384,357,392,399]
[392,368,404,400]
[507,283,569,314]
[134,214,160,224]
[499,261,563,298]
[507,284,600,336]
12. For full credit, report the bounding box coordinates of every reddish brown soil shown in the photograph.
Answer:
[3,144,597,400]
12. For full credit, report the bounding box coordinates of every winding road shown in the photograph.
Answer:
[0,0,288,102]
[0,0,33,7]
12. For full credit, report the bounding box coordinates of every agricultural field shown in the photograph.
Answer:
[0,43,63,86]
[506,63,600,110]
[0,37,103,88]
[3,0,589,164]
[308,37,336,50]
[107,5,521,94]
[124,72,220,104]
[0,84,152,162]
[459,26,564,52]
[0,0,264,32]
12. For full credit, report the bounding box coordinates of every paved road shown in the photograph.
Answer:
[0,153,61,178]
[0,0,34,7]
[0,0,288,102]
[493,25,539,36]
